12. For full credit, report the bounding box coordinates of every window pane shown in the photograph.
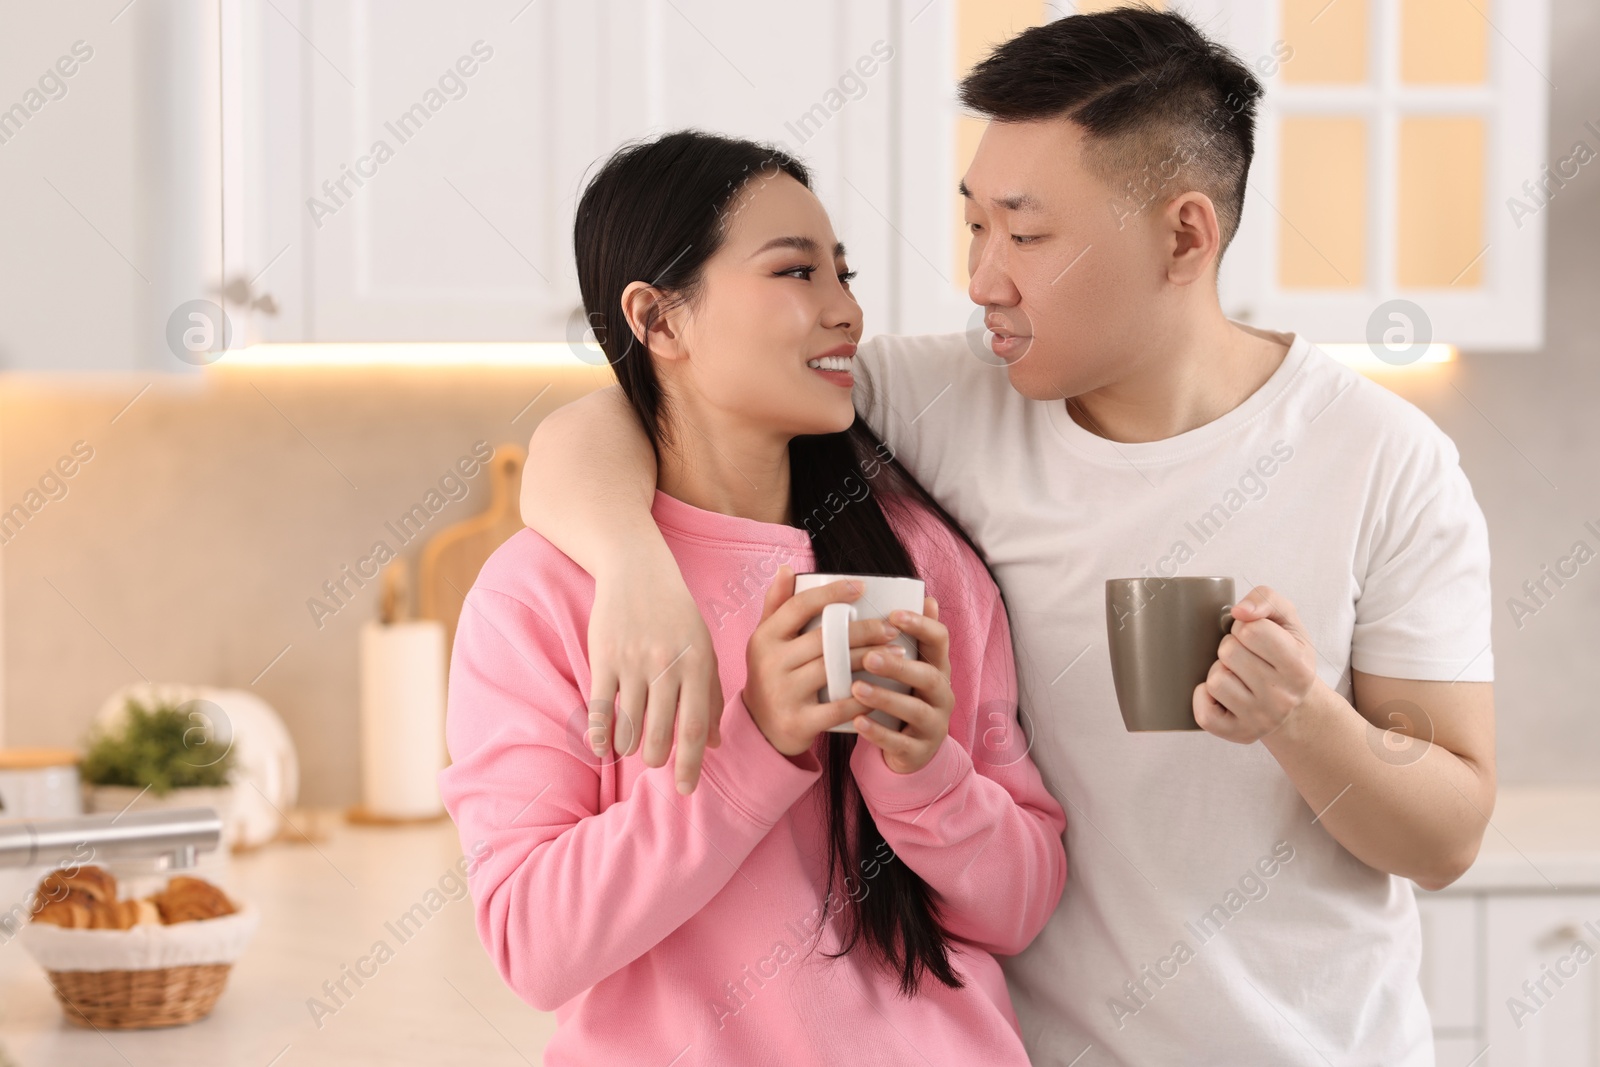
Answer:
[1401,0,1489,84]
[1281,0,1369,85]
[954,0,1047,287]
[1398,115,1486,286]
[1278,116,1367,288]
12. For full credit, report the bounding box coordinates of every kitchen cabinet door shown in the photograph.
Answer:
[1484,894,1600,1066]
[1,3,222,371]
[233,0,605,344]
[228,0,898,345]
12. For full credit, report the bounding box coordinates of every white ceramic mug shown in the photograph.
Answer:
[794,572,925,733]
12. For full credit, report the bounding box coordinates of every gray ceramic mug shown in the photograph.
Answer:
[1106,576,1235,731]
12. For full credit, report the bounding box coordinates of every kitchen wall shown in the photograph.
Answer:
[0,364,609,805]
[2,0,1597,803]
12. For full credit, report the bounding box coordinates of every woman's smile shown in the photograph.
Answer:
[806,342,857,387]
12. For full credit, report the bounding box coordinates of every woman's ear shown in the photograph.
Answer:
[619,280,689,363]
[1163,191,1223,287]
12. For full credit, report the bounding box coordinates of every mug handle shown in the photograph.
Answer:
[820,601,858,702]
[1219,604,1236,634]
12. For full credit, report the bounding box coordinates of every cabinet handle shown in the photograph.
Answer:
[1538,923,1589,949]
[219,275,279,316]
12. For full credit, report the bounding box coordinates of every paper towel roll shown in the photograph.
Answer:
[359,620,446,819]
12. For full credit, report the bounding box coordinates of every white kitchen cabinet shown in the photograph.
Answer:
[227,0,899,346]
[1418,891,1600,1066]
[1483,895,1600,1065]
[0,2,223,372]
[232,0,605,343]
[1414,785,1600,1067]
[6,0,1557,366]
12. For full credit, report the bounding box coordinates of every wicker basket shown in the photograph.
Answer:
[19,904,258,1029]
[47,963,233,1029]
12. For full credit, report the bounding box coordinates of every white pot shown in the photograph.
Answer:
[94,684,298,849]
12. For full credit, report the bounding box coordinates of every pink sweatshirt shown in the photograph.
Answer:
[439,490,1067,1066]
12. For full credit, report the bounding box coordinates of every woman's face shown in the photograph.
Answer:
[663,172,862,440]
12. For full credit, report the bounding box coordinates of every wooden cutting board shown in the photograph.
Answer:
[416,442,527,656]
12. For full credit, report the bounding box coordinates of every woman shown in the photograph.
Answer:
[439,130,1065,1065]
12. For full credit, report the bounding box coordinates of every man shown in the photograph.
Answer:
[513,9,1495,1064]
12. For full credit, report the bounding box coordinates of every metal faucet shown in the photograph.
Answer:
[0,808,223,872]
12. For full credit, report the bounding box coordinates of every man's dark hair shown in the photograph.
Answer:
[959,6,1263,254]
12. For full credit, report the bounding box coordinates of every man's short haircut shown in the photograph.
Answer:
[958,6,1263,255]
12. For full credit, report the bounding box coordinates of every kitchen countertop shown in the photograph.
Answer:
[0,787,1596,1065]
[0,815,556,1067]
[1427,786,1600,894]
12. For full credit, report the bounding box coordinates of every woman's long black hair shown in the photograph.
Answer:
[574,129,1009,996]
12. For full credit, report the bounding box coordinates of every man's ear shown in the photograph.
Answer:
[619,280,690,362]
[1163,191,1222,286]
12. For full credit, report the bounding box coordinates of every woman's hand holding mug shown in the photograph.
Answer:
[743,566,896,757]
[851,598,954,774]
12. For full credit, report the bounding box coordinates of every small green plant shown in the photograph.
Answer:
[80,698,235,796]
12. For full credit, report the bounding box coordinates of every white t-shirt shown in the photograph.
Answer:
[852,328,1494,1067]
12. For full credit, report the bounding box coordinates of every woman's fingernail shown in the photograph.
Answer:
[852,680,872,697]
[866,653,882,670]
[882,624,899,638]
[677,779,693,795]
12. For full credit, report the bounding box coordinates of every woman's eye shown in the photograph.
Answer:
[776,264,856,284]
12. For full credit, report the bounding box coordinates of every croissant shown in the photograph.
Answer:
[35,865,117,907]
[147,875,236,924]
[85,898,162,930]
[86,897,123,930]
[31,888,96,929]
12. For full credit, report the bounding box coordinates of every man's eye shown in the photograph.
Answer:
[968,223,983,234]
[1013,234,1041,245]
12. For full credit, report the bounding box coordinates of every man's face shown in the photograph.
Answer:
[962,118,1171,402]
